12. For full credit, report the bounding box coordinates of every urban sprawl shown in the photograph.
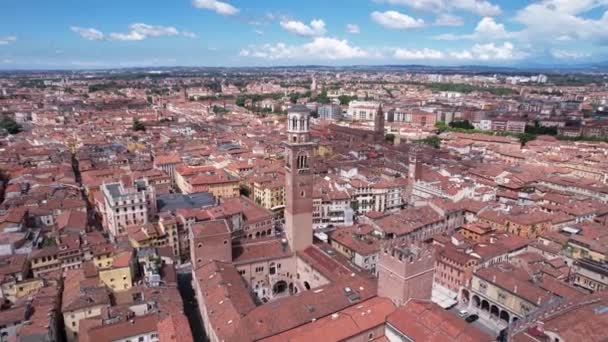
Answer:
[0,69,607,341]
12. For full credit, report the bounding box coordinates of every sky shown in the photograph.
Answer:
[1,0,608,69]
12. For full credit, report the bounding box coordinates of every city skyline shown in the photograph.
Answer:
[2,0,608,69]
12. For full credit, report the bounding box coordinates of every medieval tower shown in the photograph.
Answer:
[406,145,422,204]
[377,242,435,307]
[284,105,315,252]
[375,104,385,143]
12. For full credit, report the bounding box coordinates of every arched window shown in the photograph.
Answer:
[292,117,297,131]
[300,117,305,131]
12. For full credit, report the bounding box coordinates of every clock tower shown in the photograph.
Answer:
[284,105,315,251]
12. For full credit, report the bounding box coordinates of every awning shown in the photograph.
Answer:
[561,226,580,235]
[431,284,458,309]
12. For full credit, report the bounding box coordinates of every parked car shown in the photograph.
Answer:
[465,314,479,323]
[458,309,469,317]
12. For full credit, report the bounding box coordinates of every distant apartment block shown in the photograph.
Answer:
[347,100,380,121]
[317,104,342,120]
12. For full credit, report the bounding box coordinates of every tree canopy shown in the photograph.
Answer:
[0,116,22,134]
[132,118,146,132]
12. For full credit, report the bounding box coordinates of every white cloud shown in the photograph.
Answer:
[515,1,608,44]
[551,49,591,59]
[280,19,326,37]
[241,37,526,63]
[373,0,445,12]
[451,0,501,16]
[371,11,425,30]
[373,0,501,16]
[434,14,464,26]
[394,48,444,59]
[73,24,196,42]
[434,17,512,40]
[556,35,572,41]
[109,23,190,41]
[192,0,239,16]
[463,42,527,60]
[449,50,474,60]
[254,29,264,35]
[182,31,198,38]
[0,36,17,45]
[240,37,373,60]
[346,24,361,34]
[390,42,526,62]
[70,27,104,41]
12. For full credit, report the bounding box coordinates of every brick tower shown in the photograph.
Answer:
[377,242,435,306]
[406,145,422,204]
[284,105,315,251]
[374,103,385,143]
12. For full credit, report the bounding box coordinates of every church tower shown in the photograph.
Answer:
[375,104,385,143]
[406,145,422,204]
[284,105,315,251]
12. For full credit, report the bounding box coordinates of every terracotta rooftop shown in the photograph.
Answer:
[261,297,395,342]
[61,269,110,313]
[387,299,493,342]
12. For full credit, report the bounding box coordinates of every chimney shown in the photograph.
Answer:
[514,285,518,294]
[492,275,496,282]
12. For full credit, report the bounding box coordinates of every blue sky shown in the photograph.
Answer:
[1,0,607,69]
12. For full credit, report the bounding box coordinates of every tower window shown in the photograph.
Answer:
[296,154,308,169]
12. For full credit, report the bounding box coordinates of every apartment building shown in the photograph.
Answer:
[101,179,157,239]
[347,101,380,121]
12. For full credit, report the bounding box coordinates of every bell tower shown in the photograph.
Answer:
[284,105,314,251]
[406,145,422,204]
[375,104,385,143]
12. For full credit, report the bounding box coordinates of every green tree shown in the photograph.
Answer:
[525,122,558,136]
[313,91,330,104]
[213,105,228,114]
[449,120,475,130]
[290,93,300,104]
[338,95,357,106]
[235,96,246,107]
[385,133,395,144]
[132,118,146,132]
[350,201,360,212]
[41,236,56,247]
[435,121,448,133]
[0,116,22,134]
[517,133,536,146]
[416,136,441,148]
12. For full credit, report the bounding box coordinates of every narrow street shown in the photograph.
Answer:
[177,272,207,342]
[71,152,102,230]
